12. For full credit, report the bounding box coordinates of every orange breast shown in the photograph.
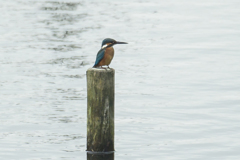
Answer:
[98,47,114,66]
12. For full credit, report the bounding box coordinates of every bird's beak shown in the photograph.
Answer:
[116,41,128,44]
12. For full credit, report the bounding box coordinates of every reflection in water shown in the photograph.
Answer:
[87,152,114,160]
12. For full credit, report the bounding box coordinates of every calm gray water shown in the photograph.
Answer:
[1,0,240,160]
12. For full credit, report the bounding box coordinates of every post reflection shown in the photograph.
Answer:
[87,152,114,160]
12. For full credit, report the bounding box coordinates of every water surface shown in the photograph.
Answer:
[1,0,240,160]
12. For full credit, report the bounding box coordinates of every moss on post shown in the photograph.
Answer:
[87,68,115,152]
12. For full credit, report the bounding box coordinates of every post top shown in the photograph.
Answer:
[87,68,115,72]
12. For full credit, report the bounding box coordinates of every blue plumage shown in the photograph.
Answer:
[93,48,106,67]
[101,38,115,47]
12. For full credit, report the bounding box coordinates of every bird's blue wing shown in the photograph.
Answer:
[93,48,105,67]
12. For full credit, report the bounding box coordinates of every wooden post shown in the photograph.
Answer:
[87,152,114,160]
[87,68,115,152]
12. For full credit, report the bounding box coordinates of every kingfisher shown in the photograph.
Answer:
[93,38,127,68]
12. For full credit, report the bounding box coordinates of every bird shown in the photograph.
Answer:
[93,38,127,68]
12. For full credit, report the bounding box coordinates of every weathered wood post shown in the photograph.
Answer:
[87,68,115,152]
[87,152,114,160]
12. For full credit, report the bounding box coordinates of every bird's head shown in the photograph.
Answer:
[101,38,127,49]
